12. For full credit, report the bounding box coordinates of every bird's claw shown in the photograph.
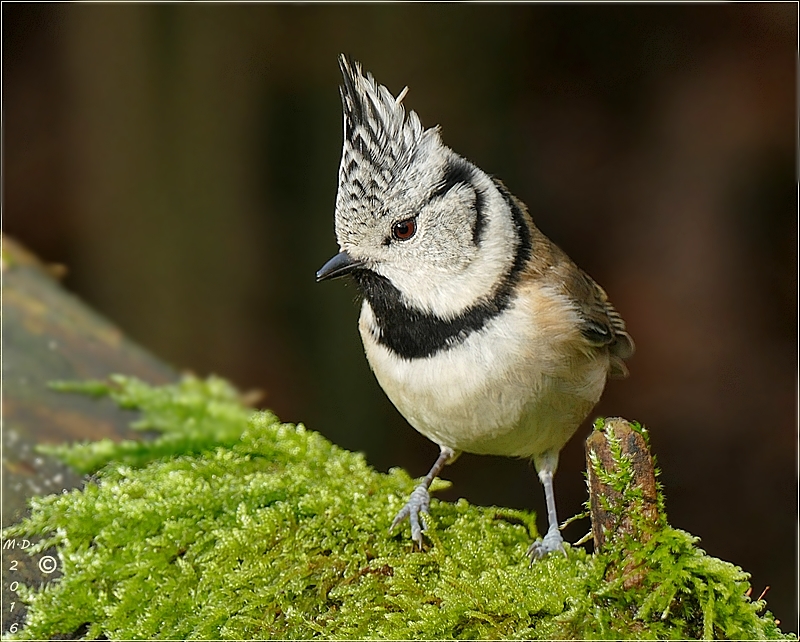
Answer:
[527,527,567,564]
[390,484,431,548]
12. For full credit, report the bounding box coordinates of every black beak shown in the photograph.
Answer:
[316,251,365,282]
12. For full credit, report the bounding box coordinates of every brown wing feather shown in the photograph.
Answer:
[506,189,634,378]
[528,226,635,378]
[568,269,635,378]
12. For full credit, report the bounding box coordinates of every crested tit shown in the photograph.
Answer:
[317,55,634,559]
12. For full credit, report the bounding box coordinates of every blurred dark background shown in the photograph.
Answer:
[3,3,797,628]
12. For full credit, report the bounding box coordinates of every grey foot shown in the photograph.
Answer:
[527,528,567,563]
[390,484,430,548]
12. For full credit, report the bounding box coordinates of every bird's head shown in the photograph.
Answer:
[317,55,527,320]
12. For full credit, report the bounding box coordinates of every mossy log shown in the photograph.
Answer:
[1,235,177,637]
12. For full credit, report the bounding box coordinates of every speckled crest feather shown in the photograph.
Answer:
[336,55,430,221]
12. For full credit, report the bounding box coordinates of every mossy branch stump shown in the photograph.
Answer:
[587,417,660,589]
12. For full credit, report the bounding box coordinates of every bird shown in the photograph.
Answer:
[316,54,634,560]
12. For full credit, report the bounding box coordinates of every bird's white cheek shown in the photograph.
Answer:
[376,188,519,319]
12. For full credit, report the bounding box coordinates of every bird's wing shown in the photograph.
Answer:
[562,267,635,378]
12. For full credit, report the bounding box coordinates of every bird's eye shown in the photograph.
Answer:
[392,217,417,241]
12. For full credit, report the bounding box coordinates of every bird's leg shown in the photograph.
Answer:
[390,445,456,548]
[527,450,568,561]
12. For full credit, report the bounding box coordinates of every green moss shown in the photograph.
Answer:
[4,376,793,640]
[44,376,254,472]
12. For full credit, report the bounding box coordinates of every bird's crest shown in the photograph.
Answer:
[336,55,434,219]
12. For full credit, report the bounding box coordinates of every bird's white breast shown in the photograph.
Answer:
[359,282,610,458]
